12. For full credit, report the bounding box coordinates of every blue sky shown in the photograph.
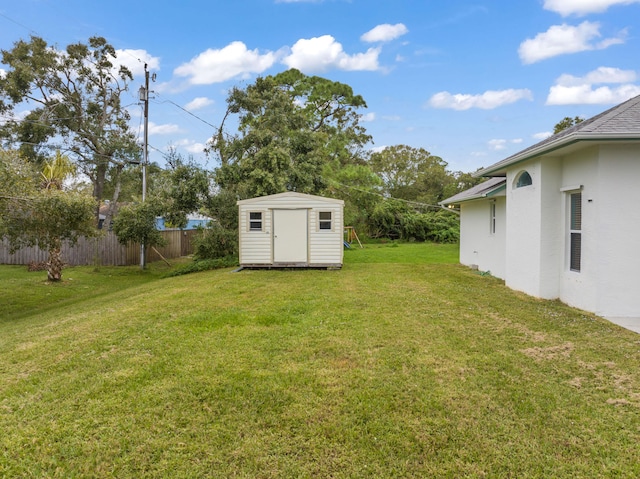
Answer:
[1,0,640,173]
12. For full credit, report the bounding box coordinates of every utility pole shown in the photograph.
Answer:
[139,63,150,270]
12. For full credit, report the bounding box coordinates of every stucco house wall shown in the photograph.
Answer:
[589,144,640,317]
[459,196,506,279]
[441,94,640,324]
[554,148,599,313]
[504,161,545,297]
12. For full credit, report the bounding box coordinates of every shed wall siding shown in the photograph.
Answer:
[308,207,343,265]
[238,208,272,264]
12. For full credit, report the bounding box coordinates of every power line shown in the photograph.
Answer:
[329,180,459,215]
[0,11,39,36]
[153,96,219,130]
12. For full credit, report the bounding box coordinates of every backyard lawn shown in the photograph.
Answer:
[1,243,639,478]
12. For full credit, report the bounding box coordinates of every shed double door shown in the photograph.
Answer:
[272,209,308,263]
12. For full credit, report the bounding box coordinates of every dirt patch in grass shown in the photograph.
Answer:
[486,311,549,343]
[521,342,574,361]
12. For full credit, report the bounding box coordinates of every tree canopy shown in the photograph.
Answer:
[369,145,452,205]
[553,116,584,134]
[209,68,371,200]
[112,151,211,260]
[0,35,140,223]
[0,150,96,281]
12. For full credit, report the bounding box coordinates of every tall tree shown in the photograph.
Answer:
[553,116,584,134]
[0,35,140,223]
[112,151,211,267]
[209,69,371,200]
[0,150,96,281]
[155,150,211,229]
[369,145,452,205]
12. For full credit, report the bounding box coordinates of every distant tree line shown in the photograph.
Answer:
[0,35,485,273]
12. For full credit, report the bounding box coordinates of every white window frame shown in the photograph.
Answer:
[248,211,264,232]
[318,211,333,231]
[489,201,496,235]
[515,171,532,188]
[568,191,582,272]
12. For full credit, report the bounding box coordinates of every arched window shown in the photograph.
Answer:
[515,171,532,188]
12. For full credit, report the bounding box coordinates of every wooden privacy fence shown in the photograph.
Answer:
[0,230,199,267]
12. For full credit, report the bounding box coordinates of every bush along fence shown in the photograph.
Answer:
[0,230,198,267]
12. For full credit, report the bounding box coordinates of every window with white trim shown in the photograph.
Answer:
[489,201,496,235]
[569,192,581,272]
[318,211,332,230]
[515,171,532,188]
[249,211,263,231]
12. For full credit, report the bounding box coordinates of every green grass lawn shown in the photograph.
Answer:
[1,243,639,478]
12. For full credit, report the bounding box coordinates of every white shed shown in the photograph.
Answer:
[237,192,344,268]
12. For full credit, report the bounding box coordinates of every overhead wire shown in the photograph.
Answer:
[152,96,218,130]
[329,179,459,214]
[0,21,459,213]
[0,11,40,36]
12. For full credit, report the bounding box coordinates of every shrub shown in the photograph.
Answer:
[366,200,459,243]
[192,226,238,260]
[426,210,460,243]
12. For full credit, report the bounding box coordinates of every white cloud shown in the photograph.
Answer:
[519,22,625,64]
[184,142,206,154]
[546,66,640,104]
[148,122,181,135]
[360,112,376,122]
[361,23,409,43]
[174,138,209,154]
[282,35,380,72]
[488,139,522,151]
[174,41,277,85]
[428,89,533,110]
[555,66,637,86]
[547,84,640,104]
[0,68,5,79]
[185,97,214,111]
[533,131,553,140]
[115,49,160,77]
[543,0,640,16]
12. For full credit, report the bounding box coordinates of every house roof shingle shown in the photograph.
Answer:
[439,177,506,206]
[476,94,640,177]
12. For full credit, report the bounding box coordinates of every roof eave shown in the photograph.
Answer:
[475,133,640,177]
[440,183,506,206]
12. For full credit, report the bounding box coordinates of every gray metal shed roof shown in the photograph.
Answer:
[476,94,640,177]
